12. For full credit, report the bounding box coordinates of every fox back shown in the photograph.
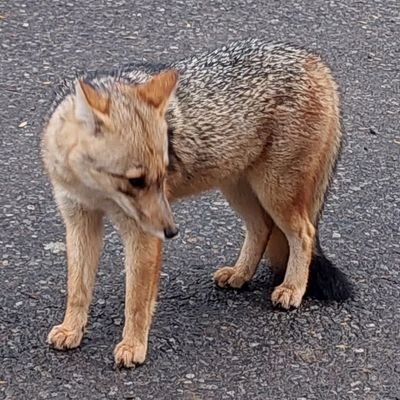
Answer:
[42,38,341,233]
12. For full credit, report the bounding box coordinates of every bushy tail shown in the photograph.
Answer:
[305,236,353,301]
[272,235,353,301]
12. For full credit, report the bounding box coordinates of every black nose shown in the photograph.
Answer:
[164,226,179,239]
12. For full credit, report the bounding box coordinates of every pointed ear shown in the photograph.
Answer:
[136,70,179,114]
[74,80,110,126]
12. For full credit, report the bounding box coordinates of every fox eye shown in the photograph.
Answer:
[128,176,146,189]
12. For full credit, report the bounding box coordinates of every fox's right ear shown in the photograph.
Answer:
[74,81,110,128]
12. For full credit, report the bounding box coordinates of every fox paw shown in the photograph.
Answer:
[114,340,147,368]
[271,284,304,309]
[47,324,83,350]
[213,266,248,289]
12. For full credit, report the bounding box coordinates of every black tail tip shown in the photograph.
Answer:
[306,253,353,301]
[272,253,353,302]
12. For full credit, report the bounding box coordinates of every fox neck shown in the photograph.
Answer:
[163,96,225,200]
[42,98,80,186]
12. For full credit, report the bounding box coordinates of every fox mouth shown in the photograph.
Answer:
[141,224,166,240]
[114,194,178,240]
[116,201,164,239]
[141,224,180,241]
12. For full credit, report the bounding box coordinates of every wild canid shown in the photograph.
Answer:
[41,38,352,368]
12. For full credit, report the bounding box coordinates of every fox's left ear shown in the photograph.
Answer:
[136,69,179,115]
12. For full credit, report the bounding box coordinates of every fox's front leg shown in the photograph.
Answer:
[113,218,162,368]
[48,200,104,350]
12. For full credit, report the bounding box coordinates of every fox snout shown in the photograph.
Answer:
[157,200,179,240]
[137,190,179,241]
[164,225,179,239]
[146,213,178,241]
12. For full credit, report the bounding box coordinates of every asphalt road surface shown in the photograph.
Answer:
[1,0,399,399]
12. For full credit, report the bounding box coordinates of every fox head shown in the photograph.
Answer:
[55,70,179,240]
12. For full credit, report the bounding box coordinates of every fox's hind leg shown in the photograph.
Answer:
[214,178,273,289]
[269,214,315,309]
[248,170,316,309]
[264,226,289,281]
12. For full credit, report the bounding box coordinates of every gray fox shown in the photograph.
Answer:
[41,38,352,368]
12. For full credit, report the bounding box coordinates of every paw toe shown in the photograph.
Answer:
[114,341,146,369]
[213,267,247,289]
[48,325,83,350]
[271,284,303,309]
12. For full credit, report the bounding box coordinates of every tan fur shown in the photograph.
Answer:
[47,200,104,350]
[79,81,110,114]
[213,178,273,288]
[110,212,162,367]
[42,41,343,368]
[263,55,341,277]
[136,69,179,110]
